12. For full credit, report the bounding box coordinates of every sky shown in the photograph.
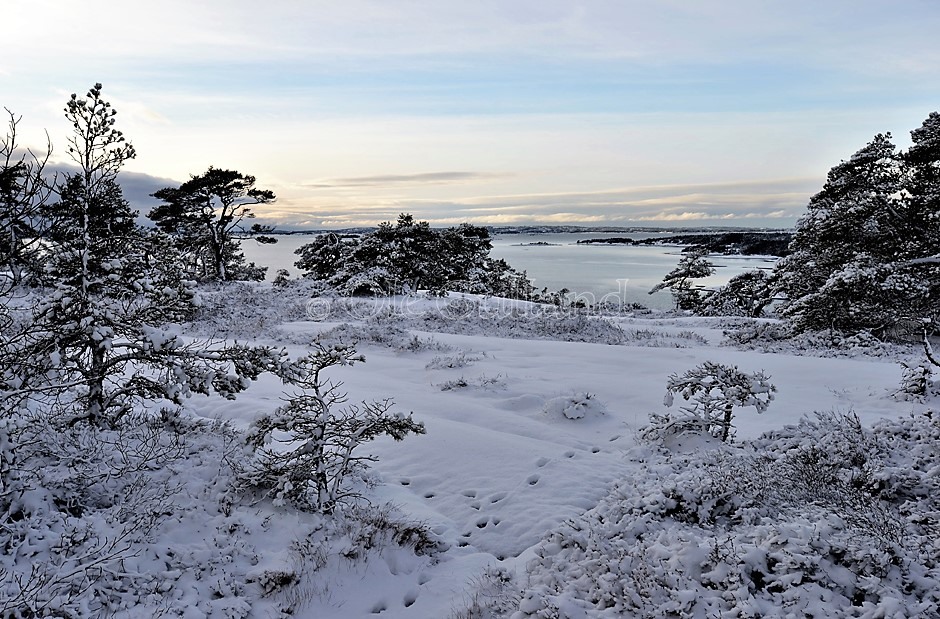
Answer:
[2,0,940,229]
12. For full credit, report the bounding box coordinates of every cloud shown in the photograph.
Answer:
[306,171,508,188]
[40,161,180,225]
[253,177,819,229]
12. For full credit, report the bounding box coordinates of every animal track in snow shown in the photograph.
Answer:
[403,588,418,608]
[535,456,549,467]
[488,491,508,504]
[526,474,540,486]
[461,489,477,498]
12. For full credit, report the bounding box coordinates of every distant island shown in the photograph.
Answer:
[577,231,793,256]
[251,225,793,256]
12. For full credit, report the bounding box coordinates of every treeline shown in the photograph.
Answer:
[652,112,940,344]
[578,231,792,257]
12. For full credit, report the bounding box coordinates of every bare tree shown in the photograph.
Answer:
[0,108,56,285]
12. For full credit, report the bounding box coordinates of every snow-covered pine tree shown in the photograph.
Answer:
[243,342,425,513]
[293,214,534,298]
[0,85,287,428]
[774,135,900,334]
[294,231,350,282]
[900,112,940,337]
[658,361,775,442]
[649,246,715,310]
[699,269,773,318]
[775,121,940,338]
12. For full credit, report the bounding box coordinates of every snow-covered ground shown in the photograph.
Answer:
[6,285,935,618]
[179,288,930,618]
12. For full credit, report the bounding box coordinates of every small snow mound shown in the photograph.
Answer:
[542,393,607,421]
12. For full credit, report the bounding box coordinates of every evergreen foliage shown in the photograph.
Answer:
[647,361,775,442]
[774,117,940,337]
[150,167,276,281]
[0,86,285,428]
[649,247,715,310]
[294,213,534,297]
[698,269,773,318]
[242,342,425,513]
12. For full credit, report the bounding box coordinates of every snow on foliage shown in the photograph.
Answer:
[542,393,607,421]
[240,342,425,513]
[501,412,940,618]
[644,361,775,442]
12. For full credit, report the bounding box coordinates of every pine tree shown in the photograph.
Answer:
[150,167,276,281]
[294,231,350,281]
[294,214,532,297]
[775,134,901,330]
[649,247,715,310]
[775,123,940,337]
[243,342,425,512]
[0,85,284,427]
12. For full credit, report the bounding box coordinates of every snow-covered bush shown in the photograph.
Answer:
[894,360,935,401]
[425,351,484,370]
[451,566,521,619]
[645,361,775,442]
[542,393,607,421]
[0,411,223,616]
[241,342,425,512]
[439,373,505,392]
[512,411,940,618]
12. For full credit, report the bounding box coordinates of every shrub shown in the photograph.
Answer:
[651,361,776,442]
[241,342,425,512]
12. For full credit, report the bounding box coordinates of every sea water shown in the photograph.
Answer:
[239,231,777,309]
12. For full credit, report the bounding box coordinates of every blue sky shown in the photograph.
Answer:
[3,0,939,228]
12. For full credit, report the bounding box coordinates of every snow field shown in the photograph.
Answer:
[203,296,918,618]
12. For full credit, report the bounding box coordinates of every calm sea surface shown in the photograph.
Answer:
[240,232,777,309]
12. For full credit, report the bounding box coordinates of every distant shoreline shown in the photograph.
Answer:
[576,231,793,257]
[251,224,794,237]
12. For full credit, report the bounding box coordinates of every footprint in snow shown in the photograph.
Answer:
[461,489,477,498]
[535,456,549,468]
[403,588,419,608]
[526,474,540,486]
[489,491,508,504]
